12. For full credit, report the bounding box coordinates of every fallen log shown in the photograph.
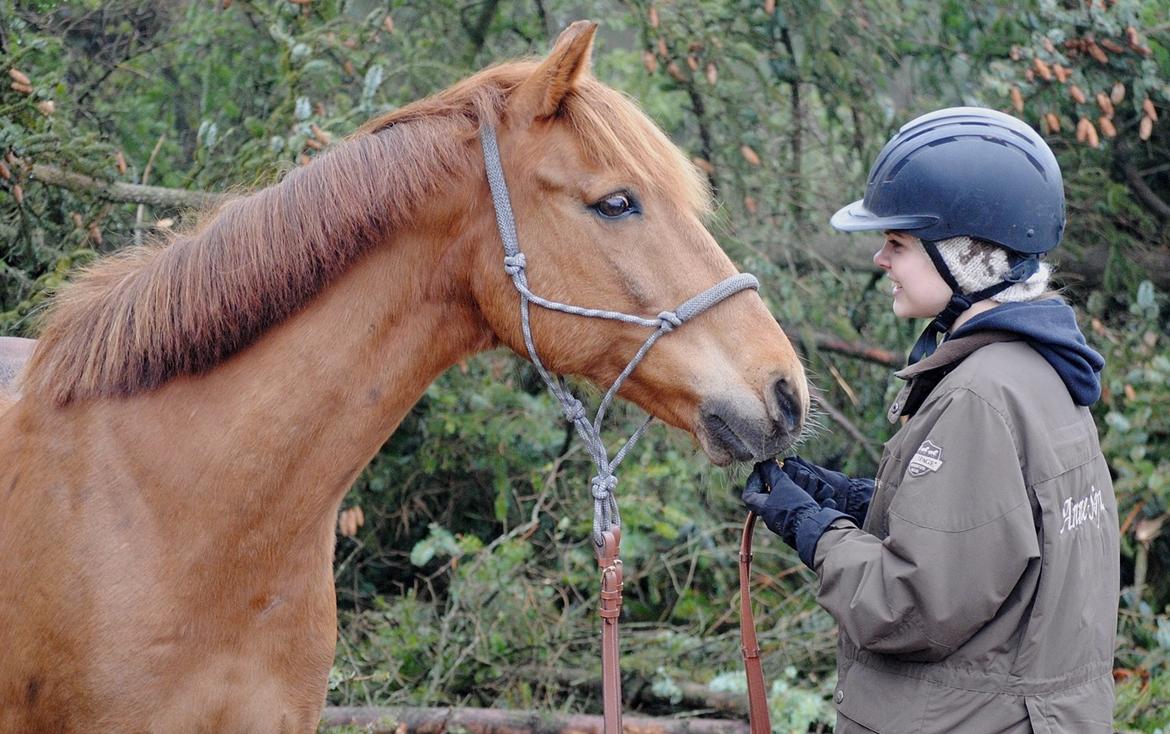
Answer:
[319,706,749,734]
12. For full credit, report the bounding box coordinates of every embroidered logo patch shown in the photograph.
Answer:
[907,440,944,477]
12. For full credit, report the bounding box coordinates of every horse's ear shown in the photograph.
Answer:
[510,20,598,125]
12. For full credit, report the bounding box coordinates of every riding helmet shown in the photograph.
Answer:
[831,106,1065,255]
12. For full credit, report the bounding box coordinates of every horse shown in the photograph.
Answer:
[0,21,808,733]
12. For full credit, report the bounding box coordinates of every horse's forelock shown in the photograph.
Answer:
[363,63,709,216]
[563,80,711,217]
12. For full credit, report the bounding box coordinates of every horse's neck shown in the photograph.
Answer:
[92,232,493,552]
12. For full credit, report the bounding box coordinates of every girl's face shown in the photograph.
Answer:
[872,231,952,319]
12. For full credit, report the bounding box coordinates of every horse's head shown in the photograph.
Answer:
[468,22,808,465]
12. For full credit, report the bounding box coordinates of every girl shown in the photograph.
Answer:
[742,107,1119,733]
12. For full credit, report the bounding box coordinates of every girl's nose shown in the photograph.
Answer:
[873,242,891,269]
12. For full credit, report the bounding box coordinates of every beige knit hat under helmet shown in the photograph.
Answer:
[931,235,1052,303]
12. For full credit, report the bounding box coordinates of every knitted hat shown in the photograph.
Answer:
[932,236,1051,302]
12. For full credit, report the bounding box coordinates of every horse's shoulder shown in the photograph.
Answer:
[0,336,37,410]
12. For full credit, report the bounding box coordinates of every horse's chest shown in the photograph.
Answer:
[88,607,335,733]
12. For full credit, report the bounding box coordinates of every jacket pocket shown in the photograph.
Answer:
[835,661,927,733]
[919,686,1031,733]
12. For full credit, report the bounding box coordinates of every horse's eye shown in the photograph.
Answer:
[592,192,637,219]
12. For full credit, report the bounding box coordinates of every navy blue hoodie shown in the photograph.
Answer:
[949,299,1105,406]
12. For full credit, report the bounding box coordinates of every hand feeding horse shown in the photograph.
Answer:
[0,22,807,733]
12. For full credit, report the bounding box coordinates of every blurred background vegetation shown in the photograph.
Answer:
[1,0,1168,731]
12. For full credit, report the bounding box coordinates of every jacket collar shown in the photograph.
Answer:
[887,330,1019,423]
[896,329,1020,379]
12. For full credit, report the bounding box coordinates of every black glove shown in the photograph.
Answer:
[741,460,851,568]
[781,456,874,526]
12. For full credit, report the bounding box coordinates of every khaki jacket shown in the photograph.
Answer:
[814,334,1119,733]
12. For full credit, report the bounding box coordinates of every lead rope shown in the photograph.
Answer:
[479,124,764,734]
[739,512,772,734]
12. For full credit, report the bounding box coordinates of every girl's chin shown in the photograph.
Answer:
[892,300,931,320]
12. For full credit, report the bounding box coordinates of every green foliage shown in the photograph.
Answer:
[1089,281,1170,730]
[981,0,1170,283]
[1090,282,1170,590]
[1115,609,1170,733]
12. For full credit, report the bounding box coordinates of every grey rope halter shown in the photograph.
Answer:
[480,124,759,548]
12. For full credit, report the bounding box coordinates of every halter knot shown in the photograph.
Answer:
[504,253,527,275]
[563,397,587,423]
[656,311,683,331]
[591,475,618,501]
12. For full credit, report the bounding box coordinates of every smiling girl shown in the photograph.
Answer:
[741,107,1120,733]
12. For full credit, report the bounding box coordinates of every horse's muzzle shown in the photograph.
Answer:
[696,377,805,465]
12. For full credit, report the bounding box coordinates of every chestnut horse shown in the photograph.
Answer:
[0,22,807,733]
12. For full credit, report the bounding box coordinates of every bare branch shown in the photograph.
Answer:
[812,333,901,368]
[1121,157,1170,220]
[29,164,224,210]
[811,387,881,464]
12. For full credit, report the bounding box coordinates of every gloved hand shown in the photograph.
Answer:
[781,456,875,526]
[741,459,851,568]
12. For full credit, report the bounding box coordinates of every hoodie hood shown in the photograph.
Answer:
[950,299,1104,406]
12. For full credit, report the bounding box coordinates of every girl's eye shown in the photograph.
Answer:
[592,192,637,219]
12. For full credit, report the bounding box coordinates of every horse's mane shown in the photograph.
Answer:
[22,61,710,405]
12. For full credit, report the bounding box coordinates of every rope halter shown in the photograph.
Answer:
[480,122,767,734]
[479,123,760,549]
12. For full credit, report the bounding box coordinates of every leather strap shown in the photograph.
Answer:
[595,518,770,734]
[739,512,772,734]
[597,528,624,734]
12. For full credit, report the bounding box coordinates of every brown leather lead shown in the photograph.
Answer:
[597,528,624,734]
[596,519,770,734]
[739,512,772,734]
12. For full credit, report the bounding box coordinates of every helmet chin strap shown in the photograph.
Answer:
[906,239,1040,366]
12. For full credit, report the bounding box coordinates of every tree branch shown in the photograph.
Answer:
[683,82,719,198]
[778,26,803,224]
[811,386,881,464]
[29,164,224,210]
[464,0,502,63]
[811,333,901,368]
[1121,157,1170,220]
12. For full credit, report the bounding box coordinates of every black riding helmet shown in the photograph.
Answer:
[831,106,1066,363]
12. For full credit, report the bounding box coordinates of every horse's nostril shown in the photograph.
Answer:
[772,377,801,434]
